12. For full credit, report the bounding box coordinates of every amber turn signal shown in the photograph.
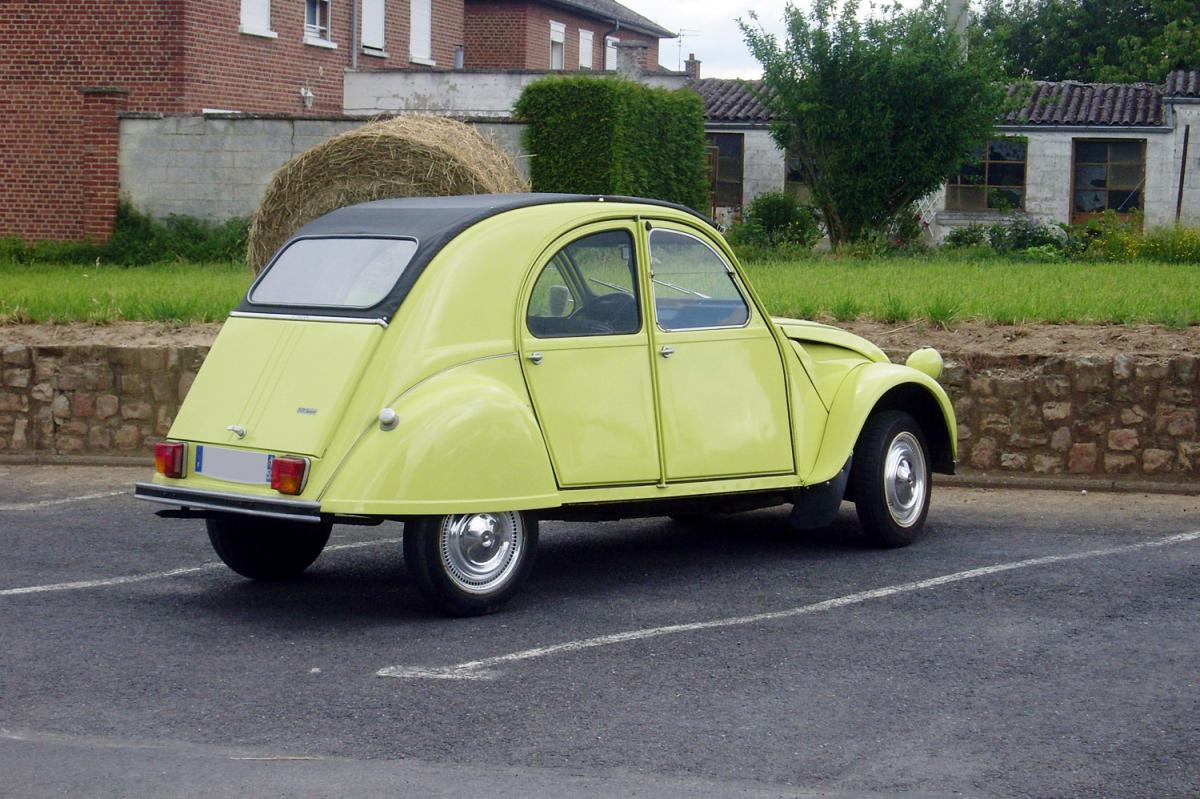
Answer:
[154,441,186,479]
[270,456,308,495]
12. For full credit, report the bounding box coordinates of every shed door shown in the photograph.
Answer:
[520,224,660,487]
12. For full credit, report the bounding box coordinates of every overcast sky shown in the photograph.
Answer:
[634,0,792,78]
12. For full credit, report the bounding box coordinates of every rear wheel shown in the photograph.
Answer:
[206,514,332,580]
[851,411,931,548]
[404,511,538,616]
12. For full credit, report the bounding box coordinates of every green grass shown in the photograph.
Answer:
[0,261,251,324]
[743,255,1200,327]
[0,254,1197,327]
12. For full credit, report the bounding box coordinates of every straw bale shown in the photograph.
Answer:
[245,115,527,272]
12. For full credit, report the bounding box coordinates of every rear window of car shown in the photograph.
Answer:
[249,237,418,308]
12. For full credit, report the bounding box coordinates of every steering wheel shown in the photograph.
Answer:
[586,292,638,329]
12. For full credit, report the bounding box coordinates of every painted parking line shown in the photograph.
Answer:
[0,538,403,598]
[378,530,1200,681]
[0,491,128,512]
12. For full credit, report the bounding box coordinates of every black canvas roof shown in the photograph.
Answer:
[235,193,707,321]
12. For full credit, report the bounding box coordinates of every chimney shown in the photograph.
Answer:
[614,40,649,78]
[684,53,701,80]
[946,0,969,49]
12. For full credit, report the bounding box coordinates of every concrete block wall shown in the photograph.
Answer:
[119,114,527,221]
[2,344,1197,485]
[741,129,787,212]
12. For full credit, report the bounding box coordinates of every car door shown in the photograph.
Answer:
[520,223,661,487]
[645,223,794,481]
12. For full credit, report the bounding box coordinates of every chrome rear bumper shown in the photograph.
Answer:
[133,482,323,523]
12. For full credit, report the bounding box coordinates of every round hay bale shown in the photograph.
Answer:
[245,115,528,273]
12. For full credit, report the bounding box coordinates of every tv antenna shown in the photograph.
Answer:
[675,28,700,71]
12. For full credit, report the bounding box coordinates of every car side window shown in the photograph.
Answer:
[526,230,641,338]
[649,229,750,331]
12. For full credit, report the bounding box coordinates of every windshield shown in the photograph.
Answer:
[249,237,418,309]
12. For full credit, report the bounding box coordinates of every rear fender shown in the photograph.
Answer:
[319,356,559,515]
[809,363,957,484]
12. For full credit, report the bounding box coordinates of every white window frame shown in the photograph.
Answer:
[410,0,435,65]
[239,0,277,38]
[304,0,337,47]
[549,20,566,70]
[361,0,387,55]
[578,28,593,69]
[604,35,618,70]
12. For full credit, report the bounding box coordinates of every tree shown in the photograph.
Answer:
[741,0,1004,246]
[973,0,1199,83]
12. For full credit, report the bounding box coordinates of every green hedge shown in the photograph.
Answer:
[514,75,708,211]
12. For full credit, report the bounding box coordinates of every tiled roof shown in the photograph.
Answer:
[543,0,675,38]
[1164,69,1200,97]
[691,75,1195,127]
[691,78,771,123]
[1001,80,1164,126]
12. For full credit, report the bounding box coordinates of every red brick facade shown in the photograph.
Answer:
[463,0,660,71]
[2,0,464,241]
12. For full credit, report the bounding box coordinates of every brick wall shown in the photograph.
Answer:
[3,344,1197,485]
[1,0,466,243]
[463,0,661,70]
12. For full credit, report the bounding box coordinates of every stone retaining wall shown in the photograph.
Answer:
[1,344,1197,481]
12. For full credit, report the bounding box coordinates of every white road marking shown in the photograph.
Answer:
[0,538,403,597]
[0,490,128,512]
[378,530,1200,681]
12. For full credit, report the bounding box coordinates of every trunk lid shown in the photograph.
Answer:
[171,316,383,457]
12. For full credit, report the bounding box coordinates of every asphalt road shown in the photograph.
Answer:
[1,465,1198,798]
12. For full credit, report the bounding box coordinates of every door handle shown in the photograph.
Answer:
[528,351,543,365]
[659,346,675,358]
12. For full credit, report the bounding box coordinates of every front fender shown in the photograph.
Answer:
[319,356,559,515]
[808,362,958,484]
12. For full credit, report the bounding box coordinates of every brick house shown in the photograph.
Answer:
[687,70,1200,234]
[463,0,672,72]
[2,0,672,243]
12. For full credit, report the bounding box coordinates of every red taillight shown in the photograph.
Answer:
[270,456,308,495]
[154,441,186,478]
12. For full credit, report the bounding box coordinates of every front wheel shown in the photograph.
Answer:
[206,514,332,580]
[851,411,931,548]
[403,511,538,616]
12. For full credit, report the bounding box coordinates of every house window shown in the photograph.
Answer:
[304,0,332,43]
[361,0,386,54]
[1071,139,1146,225]
[605,36,618,70]
[579,29,593,69]
[239,0,276,38]
[705,132,744,216]
[410,0,434,64]
[945,138,1027,212]
[549,21,565,70]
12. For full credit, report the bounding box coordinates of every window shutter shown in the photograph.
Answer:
[240,0,271,33]
[605,36,618,70]
[579,29,593,69]
[410,0,433,61]
[362,0,385,50]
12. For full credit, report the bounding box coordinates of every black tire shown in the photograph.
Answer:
[850,410,931,548]
[403,511,538,617]
[206,514,332,580]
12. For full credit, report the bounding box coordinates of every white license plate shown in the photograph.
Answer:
[193,445,273,484]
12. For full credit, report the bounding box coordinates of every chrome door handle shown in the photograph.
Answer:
[659,346,675,358]
[528,351,543,365]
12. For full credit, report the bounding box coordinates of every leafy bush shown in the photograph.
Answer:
[745,192,820,246]
[514,75,708,210]
[0,203,249,266]
[1141,225,1200,264]
[1077,211,1143,261]
[986,216,1063,254]
[943,224,989,248]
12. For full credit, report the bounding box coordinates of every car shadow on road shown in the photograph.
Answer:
[169,505,906,625]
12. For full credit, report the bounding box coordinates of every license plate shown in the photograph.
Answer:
[194,445,274,484]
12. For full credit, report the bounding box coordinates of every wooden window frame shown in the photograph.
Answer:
[945,138,1028,213]
[1070,138,1147,227]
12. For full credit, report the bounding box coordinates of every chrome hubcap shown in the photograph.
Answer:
[884,432,927,528]
[439,512,523,594]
